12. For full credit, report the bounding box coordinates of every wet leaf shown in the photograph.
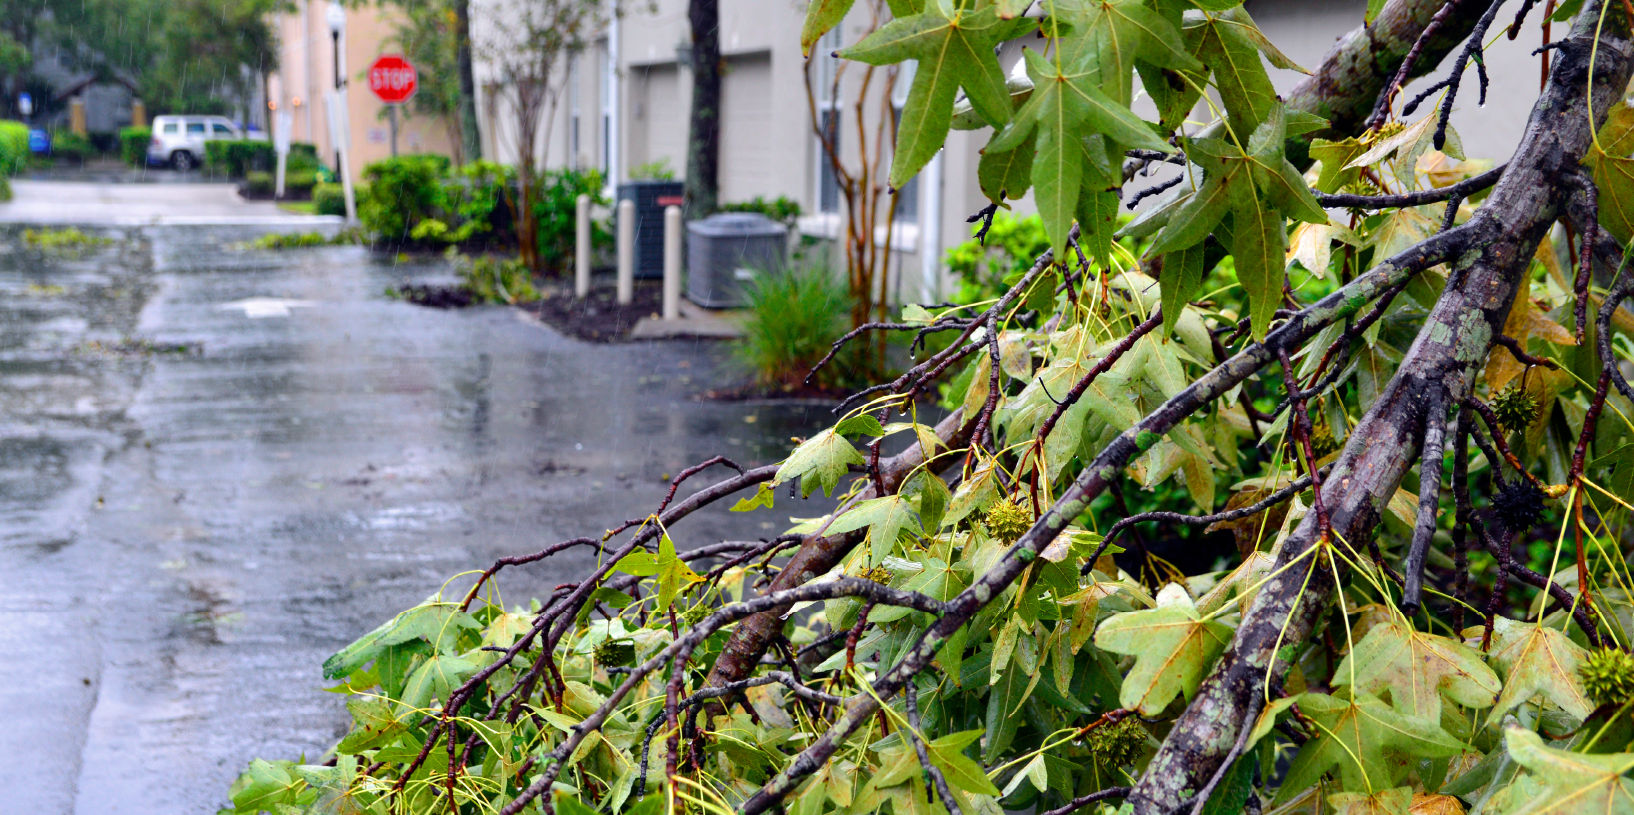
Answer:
[1468,617,1595,726]
[840,2,1030,187]
[1276,691,1464,802]
[1332,617,1501,721]
[1503,726,1634,814]
[1094,584,1234,715]
[776,428,866,497]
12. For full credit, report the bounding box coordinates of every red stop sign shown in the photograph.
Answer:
[368,54,417,105]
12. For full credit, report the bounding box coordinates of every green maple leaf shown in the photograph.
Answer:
[1276,691,1464,802]
[1148,106,1321,340]
[776,427,865,497]
[321,597,480,678]
[335,697,408,754]
[1185,8,1277,141]
[230,759,307,813]
[1504,727,1634,814]
[1050,0,1202,105]
[1093,584,1233,715]
[928,730,1001,795]
[988,46,1171,257]
[840,0,1032,188]
[1584,101,1634,243]
[823,494,922,567]
[399,653,478,712]
[1476,617,1596,726]
[1332,617,1500,721]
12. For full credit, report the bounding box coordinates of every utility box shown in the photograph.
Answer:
[686,212,789,308]
[615,180,685,278]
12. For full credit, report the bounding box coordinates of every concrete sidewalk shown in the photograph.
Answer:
[0,180,342,225]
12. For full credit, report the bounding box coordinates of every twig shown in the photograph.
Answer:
[1403,388,1447,614]
[1127,175,1184,209]
[1365,0,1463,130]
[1085,475,1316,574]
[1314,163,1505,210]
[904,682,963,815]
[1430,0,1509,150]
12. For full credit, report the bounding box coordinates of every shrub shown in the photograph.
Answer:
[944,211,1052,305]
[313,183,347,217]
[284,171,317,194]
[50,131,93,162]
[736,261,854,390]
[628,157,675,181]
[359,154,451,240]
[87,132,118,154]
[458,254,538,304]
[0,120,26,201]
[23,227,113,255]
[205,140,276,177]
[719,195,802,228]
[533,167,609,272]
[119,127,151,167]
[245,171,274,196]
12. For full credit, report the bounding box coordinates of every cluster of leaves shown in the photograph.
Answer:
[225,1,1634,815]
[360,157,516,248]
[22,227,114,256]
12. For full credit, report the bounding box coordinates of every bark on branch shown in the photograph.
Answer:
[1130,6,1634,812]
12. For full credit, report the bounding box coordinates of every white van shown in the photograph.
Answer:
[147,115,242,171]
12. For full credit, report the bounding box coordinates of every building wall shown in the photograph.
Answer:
[471,0,1546,304]
[268,0,458,184]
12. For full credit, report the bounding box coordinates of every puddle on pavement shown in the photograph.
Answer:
[0,222,847,814]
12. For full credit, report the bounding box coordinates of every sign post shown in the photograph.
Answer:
[367,54,417,158]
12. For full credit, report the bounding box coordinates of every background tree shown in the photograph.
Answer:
[225,3,1634,815]
[387,0,467,163]
[684,0,720,219]
[474,0,603,272]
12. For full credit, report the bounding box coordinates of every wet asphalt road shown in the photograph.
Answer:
[0,218,834,814]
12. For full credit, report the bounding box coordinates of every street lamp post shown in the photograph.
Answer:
[325,2,357,223]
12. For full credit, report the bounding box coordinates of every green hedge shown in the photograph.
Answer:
[285,171,317,194]
[119,127,150,167]
[51,131,93,162]
[245,171,274,196]
[0,120,28,201]
[205,140,276,177]
[314,183,348,216]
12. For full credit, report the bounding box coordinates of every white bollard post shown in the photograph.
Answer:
[575,193,591,299]
[663,205,682,320]
[616,199,635,306]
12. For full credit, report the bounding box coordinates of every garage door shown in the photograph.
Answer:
[720,53,773,201]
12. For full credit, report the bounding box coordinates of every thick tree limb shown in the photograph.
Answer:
[1130,8,1633,813]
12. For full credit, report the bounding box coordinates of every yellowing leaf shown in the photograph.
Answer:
[1330,787,1413,815]
[1093,584,1233,715]
[1503,727,1634,815]
[1470,617,1595,725]
[1333,617,1500,721]
[1276,691,1464,802]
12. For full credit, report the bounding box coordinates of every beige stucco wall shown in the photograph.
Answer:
[267,1,459,185]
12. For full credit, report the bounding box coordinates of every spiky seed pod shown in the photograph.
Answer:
[1578,648,1634,706]
[1492,477,1548,534]
[1308,414,1340,460]
[1085,717,1147,771]
[593,639,636,667]
[858,565,894,585]
[678,605,710,628]
[1341,177,1387,198]
[984,499,1033,544]
[1491,384,1541,432]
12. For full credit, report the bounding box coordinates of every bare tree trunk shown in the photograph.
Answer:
[1130,7,1634,812]
[454,0,482,162]
[684,0,720,221]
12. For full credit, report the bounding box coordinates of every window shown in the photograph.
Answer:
[162,123,178,134]
[186,123,205,134]
[815,27,843,215]
[212,123,234,136]
[891,60,919,224]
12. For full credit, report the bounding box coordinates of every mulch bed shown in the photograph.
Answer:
[397,284,475,308]
[525,280,667,342]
